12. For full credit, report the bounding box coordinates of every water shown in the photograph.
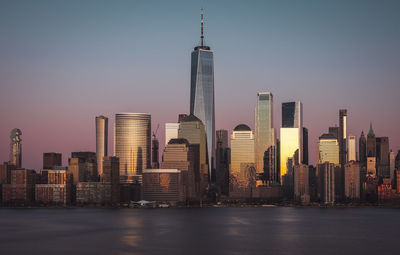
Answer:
[0,207,399,255]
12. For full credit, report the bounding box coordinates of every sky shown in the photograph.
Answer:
[0,0,399,170]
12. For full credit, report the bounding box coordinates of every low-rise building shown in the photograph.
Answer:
[142,169,184,203]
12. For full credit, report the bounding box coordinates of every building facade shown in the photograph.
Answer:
[317,133,339,165]
[43,152,62,170]
[347,135,356,162]
[114,113,151,176]
[142,169,185,203]
[165,123,180,145]
[96,115,108,176]
[9,128,22,168]
[344,161,360,200]
[190,10,215,179]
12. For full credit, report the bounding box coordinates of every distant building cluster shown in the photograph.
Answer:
[1,11,400,207]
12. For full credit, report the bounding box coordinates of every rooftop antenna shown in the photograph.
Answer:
[201,8,204,46]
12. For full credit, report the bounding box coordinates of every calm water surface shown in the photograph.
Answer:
[0,207,399,255]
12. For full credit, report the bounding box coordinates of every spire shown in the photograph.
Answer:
[200,8,204,46]
[368,122,375,136]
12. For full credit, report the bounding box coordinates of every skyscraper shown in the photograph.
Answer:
[9,128,22,168]
[376,137,389,178]
[317,133,339,165]
[230,124,255,190]
[347,135,356,162]
[165,123,179,146]
[302,127,309,165]
[190,9,215,180]
[339,109,347,165]
[294,164,310,204]
[367,123,376,157]
[318,162,335,204]
[254,92,275,175]
[216,129,230,195]
[178,114,209,192]
[359,131,367,167]
[280,102,303,179]
[344,161,360,200]
[96,115,108,176]
[114,113,151,177]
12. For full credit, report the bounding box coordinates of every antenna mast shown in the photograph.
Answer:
[201,8,204,46]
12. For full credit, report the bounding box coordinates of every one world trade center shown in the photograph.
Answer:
[190,9,215,181]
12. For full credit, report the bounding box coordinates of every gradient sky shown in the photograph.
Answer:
[1,0,399,170]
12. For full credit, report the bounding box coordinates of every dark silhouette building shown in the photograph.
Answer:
[359,131,367,167]
[43,152,62,169]
[376,137,389,178]
[367,123,376,157]
[302,127,309,165]
[329,126,339,139]
[216,130,230,195]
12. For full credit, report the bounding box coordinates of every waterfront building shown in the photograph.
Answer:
[36,169,72,205]
[339,109,347,165]
[141,169,185,203]
[96,115,108,176]
[376,137,389,178]
[178,114,209,193]
[294,164,310,204]
[102,156,120,204]
[0,162,15,185]
[280,102,303,180]
[161,138,199,200]
[317,162,335,204]
[2,168,36,204]
[216,130,230,195]
[9,128,22,168]
[347,135,356,162]
[43,152,62,170]
[190,9,215,178]
[230,124,255,188]
[344,161,360,200]
[317,133,339,165]
[114,113,151,177]
[165,123,179,145]
[254,92,275,175]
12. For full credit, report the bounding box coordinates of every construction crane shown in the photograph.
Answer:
[152,124,160,139]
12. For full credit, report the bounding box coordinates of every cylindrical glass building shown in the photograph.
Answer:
[114,113,151,176]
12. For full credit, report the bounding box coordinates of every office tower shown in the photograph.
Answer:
[190,9,215,178]
[178,114,209,192]
[9,128,22,168]
[230,125,255,188]
[102,156,120,204]
[36,169,72,205]
[2,168,36,204]
[294,164,310,204]
[317,133,339,165]
[68,158,86,184]
[347,135,356,162]
[328,126,339,139]
[43,152,62,169]
[367,123,376,157]
[389,151,395,184]
[359,131,367,167]
[280,102,303,180]
[367,157,377,178]
[151,137,159,169]
[317,162,335,204]
[178,114,188,123]
[161,138,198,200]
[142,169,185,202]
[0,162,16,185]
[165,123,180,145]
[264,145,278,183]
[344,161,360,200]
[114,113,151,176]
[96,115,108,176]
[71,152,97,181]
[254,92,275,174]
[376,137,389,178]
[302,127,309,165]
[339,109,347,165]
[216,130,230,195]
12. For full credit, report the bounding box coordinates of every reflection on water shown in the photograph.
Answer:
[0,208,399,255]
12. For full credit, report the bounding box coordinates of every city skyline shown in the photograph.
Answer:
[1,1,400,170]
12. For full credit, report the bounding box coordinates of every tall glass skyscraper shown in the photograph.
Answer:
[114,113,151,177]
[254,92,275,175]
[190,9,215,181]
[280,101,303,180]
[9,128,22,168]
[96,115,108,176]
